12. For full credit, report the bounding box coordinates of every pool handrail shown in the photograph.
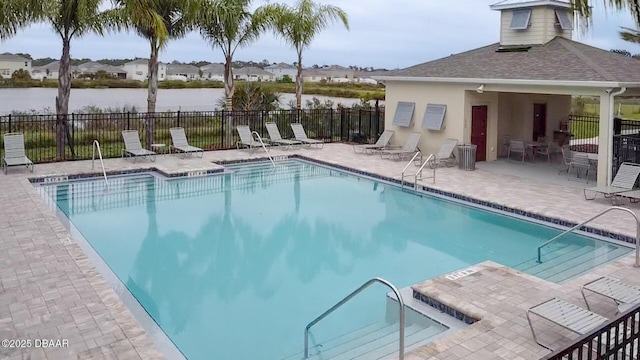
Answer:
[537,206,640,267]
[401,152,422,190]
[251,131,275,167]
[91,140,108,188]
[303,277,405,359]
[414,154,436,189]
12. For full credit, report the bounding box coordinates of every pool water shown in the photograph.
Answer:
[41,160,632,359]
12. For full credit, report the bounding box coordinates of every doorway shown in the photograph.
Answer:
[471,106,488,161]
[533,103,547,141]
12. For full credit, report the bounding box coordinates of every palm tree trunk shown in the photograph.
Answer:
[296,51,303,109]
[146,40,160,148]
[55,37,72,160]
[224,56,235,146]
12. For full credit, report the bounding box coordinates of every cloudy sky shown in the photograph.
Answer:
[1,0,639,69]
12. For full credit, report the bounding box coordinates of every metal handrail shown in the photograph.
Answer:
[251,131,275,167]
[303,277,405,359]
[91,140,108,188]
[414,154,436,189]
[401,152,422,190]
[537,206,640,267]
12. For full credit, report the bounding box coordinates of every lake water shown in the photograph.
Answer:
[0,88,375,114]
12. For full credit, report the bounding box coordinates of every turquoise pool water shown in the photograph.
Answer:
[42,160,631,359]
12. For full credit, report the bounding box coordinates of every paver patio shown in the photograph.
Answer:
[0,143,638,359]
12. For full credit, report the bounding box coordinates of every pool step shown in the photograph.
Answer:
[544,245,632,283]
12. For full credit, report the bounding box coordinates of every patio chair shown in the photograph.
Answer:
[430,138,458,168]
[380,132,422,161]
[290,123,324,148]
[121,130,156,162]
[568,153,593,182]
[2,133,34,174]
[583,162,640,203]
[507,140,527,162]
[581,277,640,312]
[265,122,302,149]
[534,142,551,163]
[527,297,608,350]
[236,125,269,153]
[353,130,394,154]
[170,127,204,158]
[559,146,572,173]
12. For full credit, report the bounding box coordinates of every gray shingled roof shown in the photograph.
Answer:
[387,37,640,83]
[0,53,29,62]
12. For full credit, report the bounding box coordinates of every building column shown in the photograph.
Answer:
[597,94,611,186]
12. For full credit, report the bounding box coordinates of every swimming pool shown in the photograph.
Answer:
[40,159,632,359]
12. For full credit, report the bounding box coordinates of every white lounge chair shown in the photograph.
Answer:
[236,125,269,153]
[584,162,640,204]
[170,127,204,158]
[582,277,640,311]
[353,130,394,154]
[265,122,301,148]
[380,132,422,161]
[2,133,34,174]
[430,138,458,168]
[121,130,156,162]
[290,123,324,148]
[526,297,608,350]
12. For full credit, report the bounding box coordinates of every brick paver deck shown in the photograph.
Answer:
[0,143,638,359]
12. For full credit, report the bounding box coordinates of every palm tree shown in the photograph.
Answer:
[266,0,348,109]
[110,0,199,146]
[0,0,33,40]
[198,0,272,145]
[572,0,640,28]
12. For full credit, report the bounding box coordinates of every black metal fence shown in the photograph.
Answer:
[569,115,640,154]
[0,107,385,163]
[542,303,640,360]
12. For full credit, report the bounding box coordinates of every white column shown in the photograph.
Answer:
[597,93,611,186]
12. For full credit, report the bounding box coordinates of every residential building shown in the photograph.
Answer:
[233,66,275,82]
[166,64,201,81]
[122,59,167,81]
[200,63,225,81]
[375,0,640,186]
[75,62,127,79]
[303,65,355,83]
[0,53,32,78]
[264,62,297,81]
[31,61,67,80]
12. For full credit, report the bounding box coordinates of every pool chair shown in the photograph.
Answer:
[379,132,422,161]
[265,122,302,149]
[583,162,640,204]
[430,138,458,168]
[582,277,640,313]
[353,130,394,154]
[236,125,270,153]
[3,133,34,174]
[290,123,324,148]
[121,130,156,162]
[170,127,204,158]
[527,297,608,350]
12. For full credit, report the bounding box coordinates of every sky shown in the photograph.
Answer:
[1,0,639,70]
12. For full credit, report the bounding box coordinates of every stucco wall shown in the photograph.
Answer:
[499,7,571,46]
[0,59,32,78]
[497,93,571,144]
[384,81,466,157]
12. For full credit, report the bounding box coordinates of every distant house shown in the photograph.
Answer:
[303,65,355,83]
[167,64,201,81]
[264,62,297,81]
[31,61,67,80]
[200,63,225,81]
[353,70,388,85]
[234,66,275,82]
[75,62,127,79]
[0,53,32,78]
[122,59,167,81]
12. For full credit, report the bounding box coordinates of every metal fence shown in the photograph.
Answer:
[569,115,640,154]
[0,107,385,163]
[613,134,640,176]
[542,303,640,360]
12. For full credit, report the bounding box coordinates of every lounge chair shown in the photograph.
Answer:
[170,127,204,158]
[353,130,394,154]
[430,138,458,168]
[380,132,422,161]
[526,297,608,350]
[290,123,324,148]
[583,162,640,203]
[2,133,34,174]
[582,277,640,312]
[265,122,301,148]
[121,130,156,162]
[236,125,269,153]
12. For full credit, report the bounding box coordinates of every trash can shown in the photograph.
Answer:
[457,144,477,171]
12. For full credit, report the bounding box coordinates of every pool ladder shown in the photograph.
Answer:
[92,140,108,188]
[401,153,435,191]
[251,131,275,167]
[536,206,640,267]
[303,277,405,359]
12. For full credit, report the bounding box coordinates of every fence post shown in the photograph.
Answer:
[8,114,11,133]
[329,109,333,142]
[127,111,130,130]
[221,110,225,149]
[177,110,181,127]
[340,108,345,141]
